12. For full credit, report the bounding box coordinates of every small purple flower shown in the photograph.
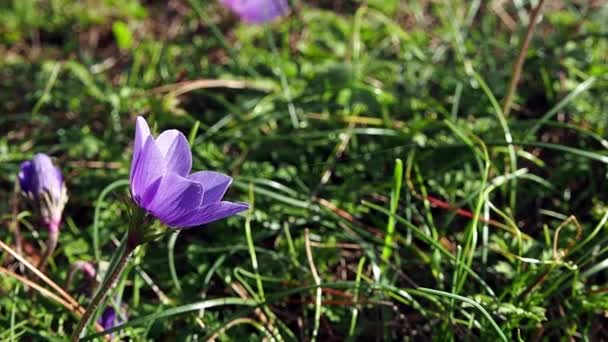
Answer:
[99,305,127,335]
[19,153,68,232]
[99,307,118,331]
[220,0,289,23]
[80,261,97,280]
[129,116,248,229]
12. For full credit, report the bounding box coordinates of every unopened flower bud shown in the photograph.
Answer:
[18,153,68,231]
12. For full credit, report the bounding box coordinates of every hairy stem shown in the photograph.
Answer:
[38,228,59,272]
[70,245,133,341]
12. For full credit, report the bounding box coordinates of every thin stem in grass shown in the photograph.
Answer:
[70,241,134,341]
[497,0,544,209]
[409,160,443,282]
[502,0,545,117]
[486,201,523,274]
[304,228,322,342]
[449,245,463,320]
[380,159,403,273]
[283,222,299,265]
[243,185,286,341]
[167,231,182,293]
[10,285,19,340]
[348,256,366,338]
[38,227,58,271]
[443,119,491,294]
[245,185,264,303]
[472,72,517,212]
[31,62,61,117]
[93,179,130,264]
[10,180,24,274]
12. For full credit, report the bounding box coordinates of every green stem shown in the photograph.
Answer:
[70,244,133,341]
[168,231,182,293]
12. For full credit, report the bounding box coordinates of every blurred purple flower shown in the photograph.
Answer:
[80,261,96,280]
[19,153,68,231]
[99,307,118,331]
[129,116,248,228]
[99,305,127,334]
[220,0,289,23]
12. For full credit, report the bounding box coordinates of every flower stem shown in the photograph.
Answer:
[70,244,133,341]
[38,228,58,272]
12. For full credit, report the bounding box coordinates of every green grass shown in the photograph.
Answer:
[1,0,608,340]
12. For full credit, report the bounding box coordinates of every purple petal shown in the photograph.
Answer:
[169,201,249,228]
[221,0,289,23]
[54,167,63,185]
[19,154,66,229]
[130,116,151,182]
[18,160,34,193]
[189,171,232,204]
[130,136,166,204]
[145,172,204,226]
[140,177,162,208]
[80,262,96,280]
[99,307,117,330]
[32,154,63,201]
[155,130,192,176]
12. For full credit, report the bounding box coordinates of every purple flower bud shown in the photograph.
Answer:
[99,304,127,334]
[73,260,96,280]
[221,0,289,23]
[19,153,68,232]
[81,261,96,279]
[129,116,248,229]
[99,307,117,331]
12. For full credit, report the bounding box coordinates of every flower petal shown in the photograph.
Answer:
[189,171,233,204]
[145,172,204,226]
[169,201,249,228]
[55,167,63,186]
[140,177,162,209]
[130,116,151,182]
[18,160,34,193]
[99,307,117,330]
[155,130,192,176]
[130,136,166,204]
[221,0,289,23]
[32,153,63,201]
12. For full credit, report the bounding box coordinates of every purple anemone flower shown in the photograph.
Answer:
[19,153,68,232]
[220,0,289,23]
[129,116,248,228]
